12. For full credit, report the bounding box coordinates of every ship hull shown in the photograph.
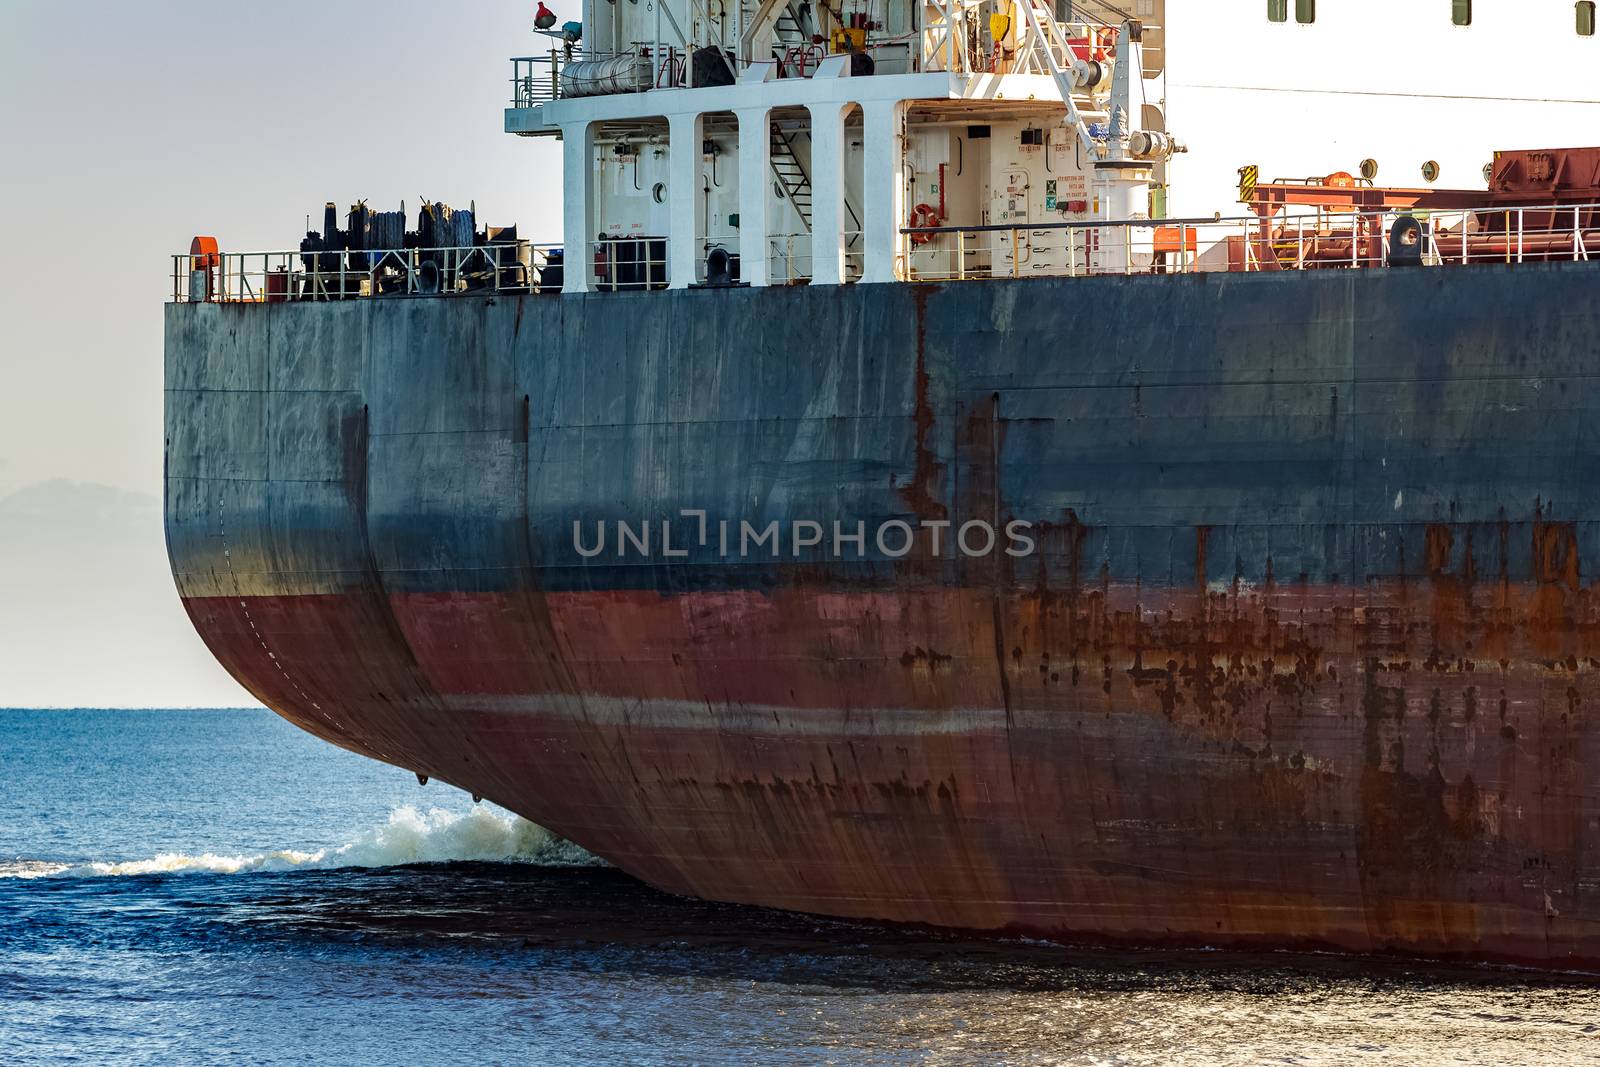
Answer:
[166,266,1600,967]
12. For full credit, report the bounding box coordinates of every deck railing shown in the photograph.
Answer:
[901,203,1600,281]
[171,243,563,303]
[170,204,1600,302]
[508,12,1115,104]
[512,52,569,106]
[586,238,670,292]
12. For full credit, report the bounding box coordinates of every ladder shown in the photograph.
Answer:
[1015,0,1101,155]
[770,123,814,231]
[770,125,864,248]
[773,0,811,52]
[772,0,825,78]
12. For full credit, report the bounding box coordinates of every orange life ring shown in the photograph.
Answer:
[909,202,942,244]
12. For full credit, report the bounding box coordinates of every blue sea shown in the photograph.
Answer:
[2,708,1598,1065]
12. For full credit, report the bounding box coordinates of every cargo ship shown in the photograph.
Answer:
[166,0,1600,967]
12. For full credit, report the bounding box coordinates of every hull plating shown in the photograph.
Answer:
[165,266,1600,966]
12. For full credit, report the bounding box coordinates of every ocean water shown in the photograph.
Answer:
[1,709,1598,1066]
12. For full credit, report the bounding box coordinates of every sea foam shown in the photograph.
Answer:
[1,805,600,879]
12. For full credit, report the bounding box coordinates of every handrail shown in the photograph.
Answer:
[511,9,1114,100]
[171,242,564,303]
[901,202,1600,280]
[511,52,571,105]
[1014,0,1101,156]
[902,214,1229,236]
[170,203,1600,299]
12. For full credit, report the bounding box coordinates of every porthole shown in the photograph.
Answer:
[652,182,667,203]
[1421,160,1440,183]
[773,181,787,199]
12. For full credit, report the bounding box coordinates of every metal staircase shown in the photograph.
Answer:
[1015,0,1103,155]
[770,124,864,252]
[770,124,814,231]
[773,0,812,54]
[762,1,863,276]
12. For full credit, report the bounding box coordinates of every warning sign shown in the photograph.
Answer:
[1237,164,1259,204]
[1045,179,1058,211]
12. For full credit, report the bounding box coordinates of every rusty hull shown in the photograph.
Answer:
[164,264,1600,967]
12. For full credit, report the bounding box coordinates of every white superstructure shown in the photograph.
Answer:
[505,0,1600,291]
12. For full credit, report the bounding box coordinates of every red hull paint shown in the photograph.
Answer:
[181,576,1600,967]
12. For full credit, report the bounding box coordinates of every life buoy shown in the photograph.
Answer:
[909,202,942,244]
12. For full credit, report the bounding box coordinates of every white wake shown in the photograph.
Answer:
[0,805,600,879]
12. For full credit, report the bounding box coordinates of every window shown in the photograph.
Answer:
[1452,0,1471,25]
[1268,0,1287,21]
[1295,0,1315,24]
[1581,2,1596,36]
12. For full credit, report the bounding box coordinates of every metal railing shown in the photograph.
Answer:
[512,48,681,105]
[170,204,1599,300]
[587,238,670,292]
[508,12,1114,104]
[902,203,1600,281]
[171,243,563,303]
[843,234,865,281]
[512,52,569,106]
[923,2,1117,76]
[767,231,864,284]
[770,232,812,283]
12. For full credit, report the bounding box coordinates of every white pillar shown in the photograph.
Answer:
[735,105,772,287]
[860,99,904,284]
[806,102,848,286]
[559,119,594,294]
[667,111,705,290]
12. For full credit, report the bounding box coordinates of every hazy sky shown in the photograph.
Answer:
[0,1,564,706]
